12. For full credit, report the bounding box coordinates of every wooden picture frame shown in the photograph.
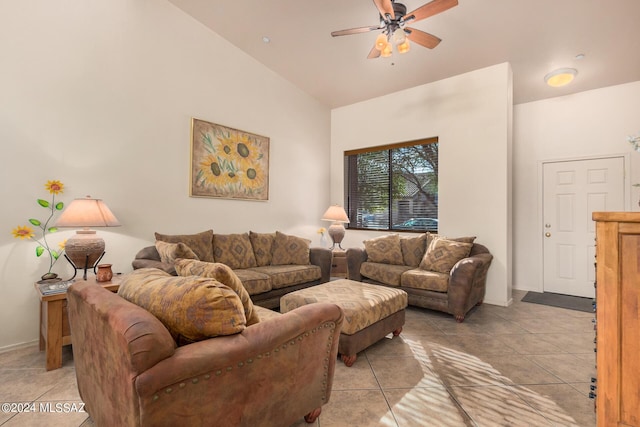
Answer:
[190,118,269,201]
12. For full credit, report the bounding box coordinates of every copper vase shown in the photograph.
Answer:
[96,264,113,282]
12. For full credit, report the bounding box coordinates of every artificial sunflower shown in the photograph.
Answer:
[12,225,35,240]
[45,180,64,195]
[12,180,66,280]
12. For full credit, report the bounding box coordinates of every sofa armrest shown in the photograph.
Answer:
[448,252,493,318]
[310,247,332,283]
[135,303,344,426]
[132,245,176,275]
[346,248,367,281]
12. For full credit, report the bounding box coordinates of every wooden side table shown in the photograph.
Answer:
[34,276,121,371]
[331,249,347,278]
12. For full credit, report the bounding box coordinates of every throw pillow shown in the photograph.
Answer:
[118,268,246,344]
[155,241,199,265]
[271,231,310,265]
[364,234,404,265]
[400,233,428,267]
[419,237,473,274]
[213,233,258,269]
[154,230,214,262]
[175,259,260,326]
[426,232,476,248]
[249,231,275,267]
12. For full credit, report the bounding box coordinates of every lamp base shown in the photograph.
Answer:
[328,223,346,250]
[64,252,105,281]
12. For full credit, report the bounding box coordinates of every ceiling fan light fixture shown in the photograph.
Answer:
[392,29,407,45]
[381,44,393,57]
[544,68,578,87]
[375,33,388,51]
[397,40,410,54]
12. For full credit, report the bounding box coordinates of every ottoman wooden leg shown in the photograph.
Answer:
[340,354,357,367]
[304,407,322,423]
[392,327,402,336]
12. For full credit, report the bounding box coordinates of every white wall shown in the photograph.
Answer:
[513,81,640,291]
[331,63,513,307]
[0,0,331,349]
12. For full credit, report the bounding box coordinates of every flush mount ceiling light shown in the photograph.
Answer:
[544,68,578,87]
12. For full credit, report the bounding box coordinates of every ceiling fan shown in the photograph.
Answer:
[331,0,458,59]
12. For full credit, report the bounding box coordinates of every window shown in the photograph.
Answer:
[345,138,438,232]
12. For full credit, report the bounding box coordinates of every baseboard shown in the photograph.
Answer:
[0,339,39,354]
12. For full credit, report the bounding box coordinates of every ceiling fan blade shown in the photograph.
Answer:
[403,0,458,24]
[367,45,381,59]
[331,25,381,37]
[373,0,395,20]
[405,28,441,49]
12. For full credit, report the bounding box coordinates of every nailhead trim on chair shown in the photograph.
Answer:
[150,322,337,403]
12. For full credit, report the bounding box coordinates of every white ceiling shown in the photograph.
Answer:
[168,0,640,109]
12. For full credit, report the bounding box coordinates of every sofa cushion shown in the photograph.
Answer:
[155,230,214,262]
[174,259,260,326]
[155,241,199,265]
[419,237,473,274]
[249,231,275,266]
[249,265,321,290]
[364,234,404,265]
[400,233,428,267]
[232,269,272,296]
[117,268,246,345]
[401,268,450,292]
[213,233,258,269]
[360,262,411,286]
[271,231,310,266]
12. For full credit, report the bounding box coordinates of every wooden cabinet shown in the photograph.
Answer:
[593,212,640,427]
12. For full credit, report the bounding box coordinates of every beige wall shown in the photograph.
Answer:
[0,1,331,349]
[331,63,514,307]
[513,81,640,292]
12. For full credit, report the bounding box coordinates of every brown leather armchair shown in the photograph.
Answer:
[67,281,343,426]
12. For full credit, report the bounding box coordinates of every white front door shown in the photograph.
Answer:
[543,157,625,297]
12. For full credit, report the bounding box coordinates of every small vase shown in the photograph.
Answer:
[96,264,113,283]
[320,234,328,248]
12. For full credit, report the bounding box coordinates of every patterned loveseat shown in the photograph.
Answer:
[346,233,492,322]
[132,230,331,308]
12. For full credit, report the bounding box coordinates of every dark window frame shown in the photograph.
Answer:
[345,137,439,233]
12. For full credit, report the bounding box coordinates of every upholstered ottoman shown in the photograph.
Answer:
[280,279,407,366]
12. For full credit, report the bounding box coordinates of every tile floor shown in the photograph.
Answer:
[0,290,596,426]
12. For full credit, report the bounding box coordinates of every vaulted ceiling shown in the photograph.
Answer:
[169,0,640,108]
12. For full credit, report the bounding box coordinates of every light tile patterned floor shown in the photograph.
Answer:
[1,290,596,426]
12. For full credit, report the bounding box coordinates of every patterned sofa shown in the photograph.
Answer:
[132,229,332,309]
[67,268,343,426]
[346,233,493,322]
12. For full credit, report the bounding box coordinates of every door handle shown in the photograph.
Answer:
[545,232,551,237]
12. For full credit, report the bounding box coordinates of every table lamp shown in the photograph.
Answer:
[321,205,350,250]
[54,196,121,280]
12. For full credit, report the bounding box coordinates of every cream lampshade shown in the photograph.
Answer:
[321,205,350,250]
[54,196,121,280]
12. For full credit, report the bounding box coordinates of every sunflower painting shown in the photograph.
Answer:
[190,118,270,201]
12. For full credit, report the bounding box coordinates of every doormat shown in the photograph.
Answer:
[521,291,593,313]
